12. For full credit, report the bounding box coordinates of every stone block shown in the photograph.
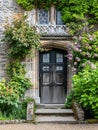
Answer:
[73,101,85,121]
[27,102,34,121]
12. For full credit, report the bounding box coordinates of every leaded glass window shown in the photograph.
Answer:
[38,9,49,25]
[56,10,64,25]
[43,53,50,63]
[56,53,63,63]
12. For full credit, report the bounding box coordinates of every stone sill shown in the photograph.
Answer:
[40,34,72,40]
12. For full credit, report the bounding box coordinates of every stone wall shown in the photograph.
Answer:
[0,0,37,80]
[0,0,73,104]
[72,101,85,121]
[0,0,40,103]
[0,0,24,79]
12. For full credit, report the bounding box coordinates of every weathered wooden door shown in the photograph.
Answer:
[39,49,67,104]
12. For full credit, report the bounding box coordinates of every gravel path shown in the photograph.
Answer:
[0,123,98,130]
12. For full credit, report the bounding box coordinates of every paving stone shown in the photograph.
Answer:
[0,123,98,130]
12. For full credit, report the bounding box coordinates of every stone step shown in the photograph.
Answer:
[36,115,77,123]
[35,104,76,124]
[37,104,65,109]
[35,108,74,116]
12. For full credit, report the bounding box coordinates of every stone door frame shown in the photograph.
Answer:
[25,39,73,104]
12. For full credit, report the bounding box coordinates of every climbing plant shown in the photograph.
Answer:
[4,16,40,60]
[70,31,98,73]
[4,15,41,97]
[14,0,98,73]
[1,16,40,119]
[16,0,98,24]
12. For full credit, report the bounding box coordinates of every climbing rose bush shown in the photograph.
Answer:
[67,31,98,73]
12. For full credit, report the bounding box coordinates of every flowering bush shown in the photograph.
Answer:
[67,31,98,73]
[4,16,40,59]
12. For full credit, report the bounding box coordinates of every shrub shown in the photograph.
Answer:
[7,60,32,97]
[66,64,98,118]
[7,60,26,78]
[8,75,32,97]
[10,98,35,119]
[0,79,20,115]
[0,78,32,119]
[65,91,74,108]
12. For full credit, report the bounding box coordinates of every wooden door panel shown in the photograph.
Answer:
[43,73,50,85]
[39,49,67,104]
[53,86,65,103]
[41,86,52,103]
[55,73,64,84]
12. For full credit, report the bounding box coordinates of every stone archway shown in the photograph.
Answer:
[25,39,73,104]
[37,39,73,103]
[41,40,68,51]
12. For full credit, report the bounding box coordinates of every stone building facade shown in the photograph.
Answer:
[0,0,73,104]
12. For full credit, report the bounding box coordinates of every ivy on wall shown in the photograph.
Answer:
[16,0,59,10]
[16,0,98,24]
[15,0,98,120]
[15,0,98,72]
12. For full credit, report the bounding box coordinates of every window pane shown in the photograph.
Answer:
[56,53,63,63]
[38,9,49,25]
[43,53,50,63]
[56,11,64,25]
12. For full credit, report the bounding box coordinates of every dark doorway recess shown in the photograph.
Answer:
[39,48,67,104]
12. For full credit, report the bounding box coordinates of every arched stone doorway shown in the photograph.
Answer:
[25,38,73,104]
[38,38,73,104]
